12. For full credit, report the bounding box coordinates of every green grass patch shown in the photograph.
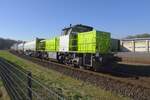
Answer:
[0,51,131,100]
[0,80,10,100]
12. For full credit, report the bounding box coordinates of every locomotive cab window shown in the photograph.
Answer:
[72,25,93,33]
[61,24,93,35]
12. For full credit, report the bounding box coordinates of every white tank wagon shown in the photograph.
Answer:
[23,38,44,56]
[24,40,36,51]
[24,40,36,56]
[10,43,18,50]
[18,43,25,51]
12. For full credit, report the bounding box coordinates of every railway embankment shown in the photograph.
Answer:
[9,50,150,100]
[0,50,130,100]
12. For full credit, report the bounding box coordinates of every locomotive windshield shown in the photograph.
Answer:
[72,25,93,33]
[61,24,93,35]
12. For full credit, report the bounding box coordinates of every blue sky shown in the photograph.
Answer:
[0,0,150,41]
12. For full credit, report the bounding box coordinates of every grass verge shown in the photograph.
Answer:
[0,51,131,100]
[0,80,10,100]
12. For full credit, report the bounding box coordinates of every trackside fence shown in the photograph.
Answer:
[0,58,65,100]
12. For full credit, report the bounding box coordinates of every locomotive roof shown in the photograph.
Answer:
[62,24,93,31]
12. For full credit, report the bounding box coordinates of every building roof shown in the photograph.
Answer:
[121,38,150,41]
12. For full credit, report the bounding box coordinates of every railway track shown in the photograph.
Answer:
[10,51,150,100]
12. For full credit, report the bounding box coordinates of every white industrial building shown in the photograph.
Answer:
[121,38,150,52]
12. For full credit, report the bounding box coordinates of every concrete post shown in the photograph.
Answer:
[132,40,135,52]
[146,40,149,52]
[120,41,123,51]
